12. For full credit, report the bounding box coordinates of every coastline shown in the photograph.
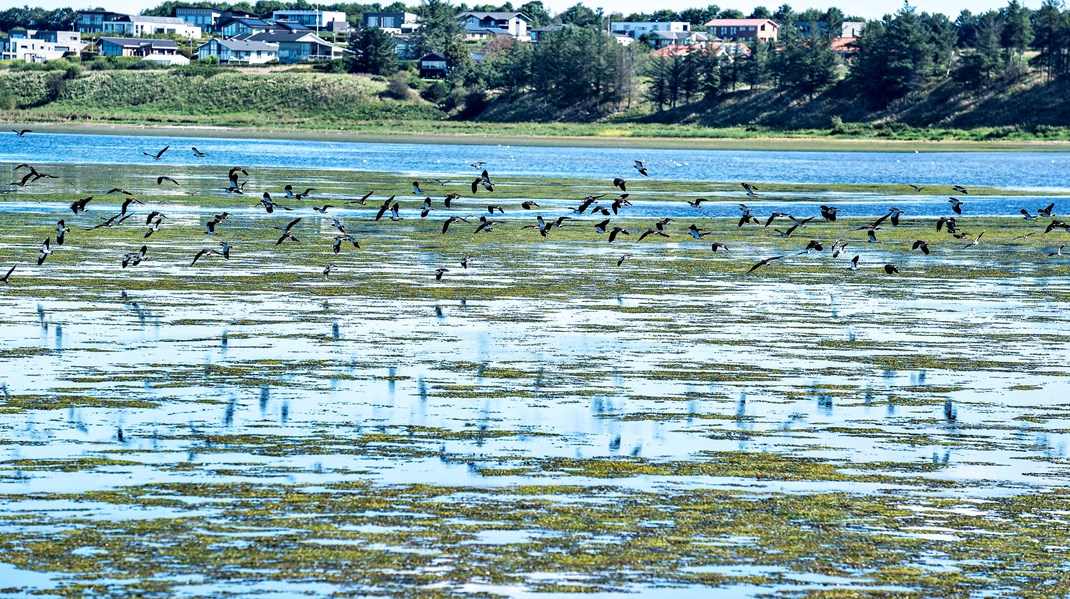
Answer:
[7,121,1070,152]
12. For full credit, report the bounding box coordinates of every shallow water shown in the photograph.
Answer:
[1,137,1070,597]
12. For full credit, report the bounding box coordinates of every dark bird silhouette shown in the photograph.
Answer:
[55,220,70,245]
[799,240,823,254]
[322,265,331,280]
[474,216,500,234]
[936,216,957,233]
[867,229,880,244]
[634,160,648,176]
[949,197,964,214]
[333,235,360,253]
[470,161,486,169]
[594,219,611,234]
[746,255,784,274]
[349,191,374,205]
[205,212,228,234]
[258,193,292,213]
[471,170,493,193]
[912,240,930,255]
[12,129,31,137]
[120,197,144,215]
[144,146,169,160]
[952,185,969,194]
[765,212,791,227]
[711,242,729,252]
[1020,208,1037,221]
[1049,245,1064,257]
[461,256,471,269]
[591,206,611,216]
[688,224,711,239]
[412,181,423,196]
[611,195,632,214]
[908,184,925,192]
[37,238,52,265]
[442,215,470,234]
[521,200,540,210]
[962,231,985,248]
[70,196,93,214]
[191,248,220,266]
[820,205,839,221]
[884,264,900,275]
[849,255,859,271]
[0,264,14,284]
[617,255,628,266]
[122,245,147,268]
[192,147,206,157]
[687,198,708,208]
[276,231,299,245]
[741,182,759,197]
[487,205,505,214]
[608,227,629,242]
[389,202,402,221]
[443,193,460,209]
[313,205,334,213]
[613,177,627,191]
[157,176,179,186]
[637,228,670,241]
[144,217,164,238]
[1045,220,1070,234]
[1038,202,1056,218]
[107,187,133,195]
[285,184,313,199]
[374,197,395,221]
[575,195,603,214]
[435,268,449,281]
[272,217,302,234]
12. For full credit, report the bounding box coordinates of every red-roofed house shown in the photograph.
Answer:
[703,18,778,42]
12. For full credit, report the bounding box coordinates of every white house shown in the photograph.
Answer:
[102,15,201,38]
[459,12,530,40]
[840,21,865,37]
[197,38,279,64]
[610,21,690,40]
[97,37,190,65]
[362,11,420,34]
[0,30,84,62]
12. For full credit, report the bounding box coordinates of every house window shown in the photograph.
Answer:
[760,24,766,31]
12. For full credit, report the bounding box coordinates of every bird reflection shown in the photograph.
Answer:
[943,399,957,423]
[224,395,237,427]
[332,321,340,339]
[259,386,270,415]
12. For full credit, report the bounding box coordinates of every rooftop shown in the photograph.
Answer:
[461,12,531,22]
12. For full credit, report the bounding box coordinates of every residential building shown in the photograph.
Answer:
[102,15,201,38]
[459,12,530,40]
[271,10,347,31]
[218,17,274,38]
[703,18,779,42]
[240,31,342,63]
[391,34,415,59]
[76,10,122,34]
[1,31,85,62]
[418,51,447,78]
[649,40,750,60]
[175,8,221,32]
[832,36,858,60]
[197,38,278,64]
[531,24,633,46]
[463,23,511,42]
[97,37,189,65]
[274,21,313,33]
[610,21,690,39]
[647,30,711,49]
[840,21,864,37]
[362,11,420,34]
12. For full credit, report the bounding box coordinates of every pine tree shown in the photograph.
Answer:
[346,27,398,76]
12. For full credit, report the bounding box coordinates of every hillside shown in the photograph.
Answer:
[0,69,444,128]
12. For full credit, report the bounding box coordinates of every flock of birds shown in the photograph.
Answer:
[2,133,1069,287]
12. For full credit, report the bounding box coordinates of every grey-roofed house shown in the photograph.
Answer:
[240,31,342,63]
[97,37,189,65]
[459,12,530,40]
[463,23,512,41]
[219,17,273,38]
[197,38,279,64]
[418,52,447,79]
[648,30,711,49]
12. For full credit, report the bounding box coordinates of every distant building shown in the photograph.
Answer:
[274,21,314,33]
[463,24,512,42]
[218,18,274,38]
[610,21,690,39]
[271,10,348,31]
[363,11,420,34]
[175,8,221,33]
[239,31,343,63]
[102,15,201,38]
[531,24,633,46]
[418,51,447,78]
[76,10,122,34]
[97,37,189,65]
[650,41,750,60]
[840,21,864,38]
[391,34,416,59]
[647,30,711,49]
[1,31,85,62]
[197,38,278,64]
[704,18,779,42]
[459,12,530,40]
[832,37,859,60]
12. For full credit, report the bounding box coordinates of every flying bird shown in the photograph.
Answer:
[191,248,220,266]
[0,264,15,284]
[37,238,52,265]
[70,196,93,214]
[634,160,648,176]
[608,227,629,242]
[12,129,31,137]
[949,197,964,214]
[962,231,985,248]
[284,185,313,199]
[741,182,758,197]
[746,255,784,274]
[435,268,449,281]
[374,197,396,221]
[911,240,930,255]
[332,235,359,253]
[613,177,627,191]
[884,264,900,274]
[820,205,839,221]
[157,176,179,186]
[122,245,147,268]
[952,185,969,194]
[144,146,169,160]
[192,147,206,157]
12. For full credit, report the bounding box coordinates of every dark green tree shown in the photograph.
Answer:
[346,26,398,75]
[412,0,462,56]
[1000,0,1033,69]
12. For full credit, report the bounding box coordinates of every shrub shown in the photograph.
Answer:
[385,70,412,100]
[422,80,448,104]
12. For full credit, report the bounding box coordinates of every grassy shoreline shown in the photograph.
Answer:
[6,121,1070,152]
